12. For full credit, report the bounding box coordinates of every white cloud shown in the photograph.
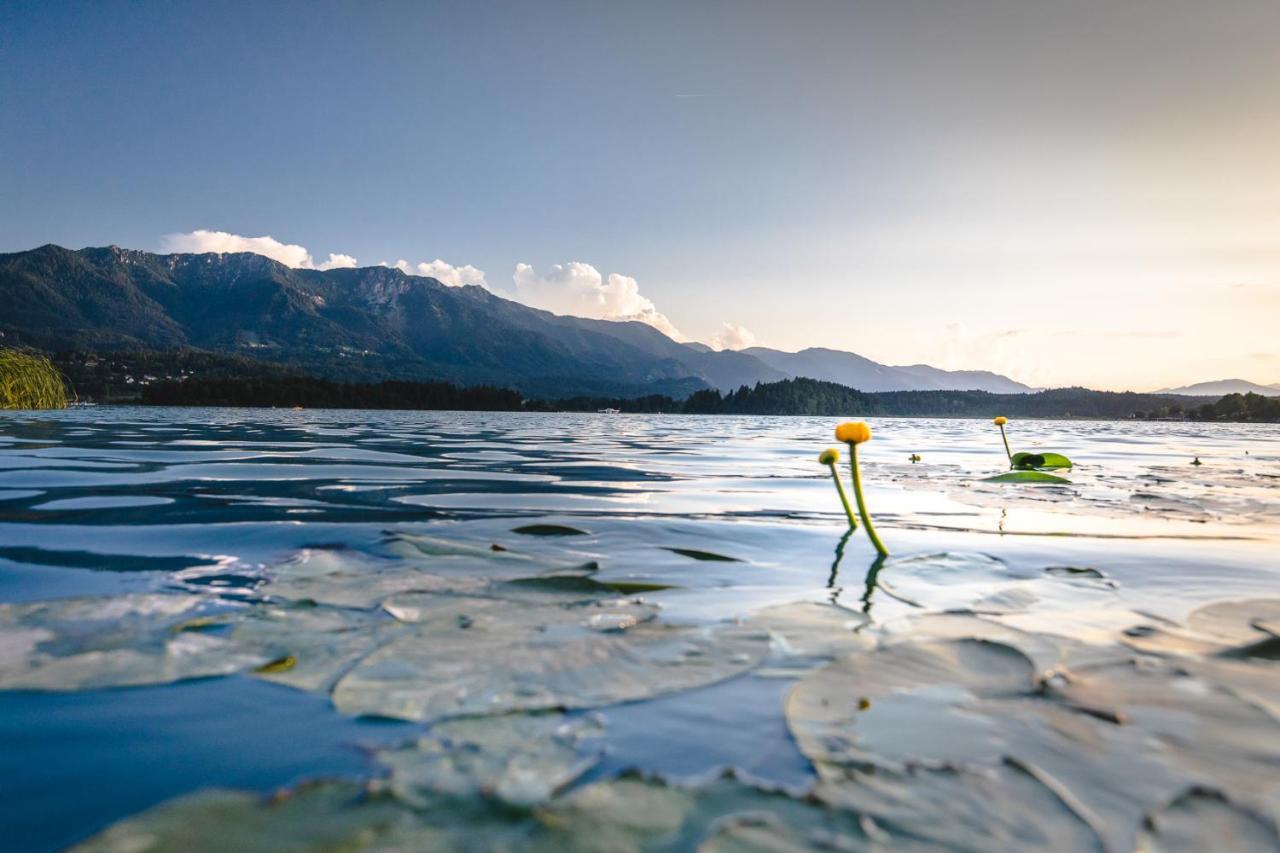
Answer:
[710,322,757,351]
[510,262,685,340]
[161,229,359,271]
[383,258,488,288]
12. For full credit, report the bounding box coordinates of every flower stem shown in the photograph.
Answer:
[848,442,889,557]
[999,424,1013,467]
[826,462,858,530]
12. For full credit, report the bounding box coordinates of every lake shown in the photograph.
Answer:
[2,408,1278,850]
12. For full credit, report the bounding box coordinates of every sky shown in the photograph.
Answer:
[2,0,1278,391]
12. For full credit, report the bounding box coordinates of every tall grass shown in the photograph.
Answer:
[0,349,69,409]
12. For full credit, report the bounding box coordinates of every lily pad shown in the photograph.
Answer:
[332,595,769,721]
[512,524,590,537]
[75,772,875,852]
[983,470,1072,484]
[741,601,872,676]
[815,762,1105,851]
[0,594,266,691]
[786,638,1040,773]
[1139,787,1280,853]
[1012,451,1073,470]
[377,712,605,806]
[259,547,490,609]
[229,603,401,693]
[661,547,741,562]
[1122,599,1280,660]
[71,782,448,853]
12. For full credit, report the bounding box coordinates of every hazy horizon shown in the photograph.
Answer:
[3,1,1278,392]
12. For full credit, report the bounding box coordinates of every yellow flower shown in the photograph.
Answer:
[835,421,872,444]
[818,448,840,465]
[993,416,1008,426]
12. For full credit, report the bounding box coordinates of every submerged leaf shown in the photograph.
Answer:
[512,524,590,537]
[662,547,742,562]
[983,470,1072,484]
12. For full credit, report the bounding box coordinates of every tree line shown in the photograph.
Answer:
[127,374,1280,422]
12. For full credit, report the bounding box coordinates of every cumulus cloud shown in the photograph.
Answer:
[510,262,685,340]
[161,229,358,270]
[383,258,488,288]
[710,322,757,351]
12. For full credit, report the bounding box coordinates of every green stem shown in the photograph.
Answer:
[999,424,1013,467]
[848,442,889,556]
[826,462,858,530]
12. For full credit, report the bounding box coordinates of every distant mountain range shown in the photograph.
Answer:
[1158,379,1280,397]
[1,244,1033,397]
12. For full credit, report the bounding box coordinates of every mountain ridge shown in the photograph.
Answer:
[1157,378,1280,397]
[1,244,1028,397]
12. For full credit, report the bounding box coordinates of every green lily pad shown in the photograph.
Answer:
[332,594,769,722]
[983,470,1072,484]
[511,524,590,537]
[0,595,267,691]
[376,712,605,807]
[661,547,741,562]
[1012,451,1073,470]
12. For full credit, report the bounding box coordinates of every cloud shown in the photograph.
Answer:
[510,262,685,340]
[161,229,358,270]
[710,322,757,351]
[383,259,488,288]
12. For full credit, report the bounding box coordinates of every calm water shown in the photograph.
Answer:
[1,408,1278,850]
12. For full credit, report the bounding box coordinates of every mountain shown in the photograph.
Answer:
[0,244,1026,398]
[742,347,1033,393]
[1158,379,1280,397]
[0,244,776,397]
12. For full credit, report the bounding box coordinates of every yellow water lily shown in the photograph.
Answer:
[993,416,1013,464]
[831,423,888,556]
[835,421,871,444]
[818,447,857,529]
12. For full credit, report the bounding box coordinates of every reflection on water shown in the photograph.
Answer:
[1,408,1278,850]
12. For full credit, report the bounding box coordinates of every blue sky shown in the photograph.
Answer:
[3,1,1278,390]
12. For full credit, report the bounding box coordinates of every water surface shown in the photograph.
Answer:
[1,408,1277,850]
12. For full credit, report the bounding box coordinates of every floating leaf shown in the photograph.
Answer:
[1012,451,1073,470]
[332,594,768,722]
[0,595,266,691]
[815,762,1105,851]
[786,638,1040,773]
[229,603,400,693]
[511,524,590,537]
[376,712,605,807]
[741,602,871,676]
[983,470,1072,484]
[76,773,873,852]
[661,547,741,562]
[259,547,490,610]
[71,783,443,853]
[1139,787,1280,853]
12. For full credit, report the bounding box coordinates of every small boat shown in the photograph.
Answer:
[597,407,621,414]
